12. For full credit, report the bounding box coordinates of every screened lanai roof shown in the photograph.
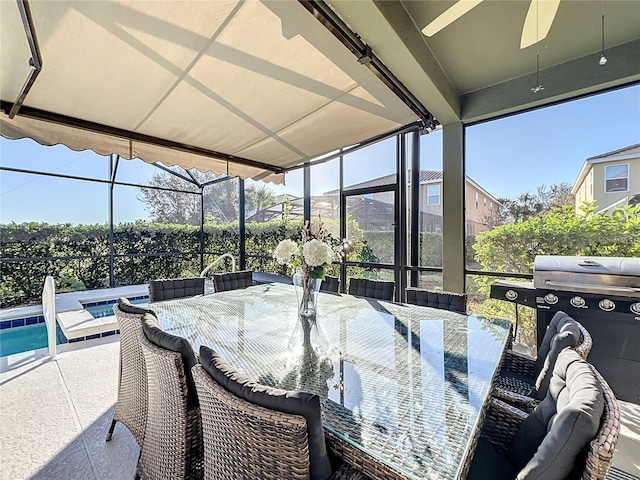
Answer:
[0,0,425,184]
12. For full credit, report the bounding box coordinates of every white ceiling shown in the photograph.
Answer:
[330,0,640,123]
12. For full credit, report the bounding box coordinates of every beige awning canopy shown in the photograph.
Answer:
[0,0,422,184]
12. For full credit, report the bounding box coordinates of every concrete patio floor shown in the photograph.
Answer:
[0,338,638,480]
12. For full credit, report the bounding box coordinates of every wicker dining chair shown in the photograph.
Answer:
[193,346,368,480]
[106,298,154,446]
[469,349,619,480]
[494,311,592,412]
[211,270,253,292]
[348,278,395,301]
[405,287,467,313]
[148,277,205,302]
[136,313,203,480]
[320,275,340,293]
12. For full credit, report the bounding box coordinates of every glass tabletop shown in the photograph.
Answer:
[151,283,512,480]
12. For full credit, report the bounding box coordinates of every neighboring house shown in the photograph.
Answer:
[248,171,501,235]
[572,144,640,214]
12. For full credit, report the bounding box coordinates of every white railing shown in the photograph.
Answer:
[199,253,236,277]
[41,276,57,358]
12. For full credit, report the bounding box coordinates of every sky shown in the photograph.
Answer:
[1,84,639,225]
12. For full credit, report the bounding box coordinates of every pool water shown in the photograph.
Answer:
[0,298,148,357]
[0,324,67,357]
[85,299,148,319]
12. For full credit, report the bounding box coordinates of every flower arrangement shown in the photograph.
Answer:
[273,219,336,281]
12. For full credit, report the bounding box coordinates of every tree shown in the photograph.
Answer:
[245,184,277,217]
[139,169,279,225]
[496,182,575,224]
[471,203,640,349]
[138,171,201,224]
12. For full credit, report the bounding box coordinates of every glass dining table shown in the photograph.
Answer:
[151,282,512,480]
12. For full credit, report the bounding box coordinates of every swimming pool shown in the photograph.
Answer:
[0,297,148,357]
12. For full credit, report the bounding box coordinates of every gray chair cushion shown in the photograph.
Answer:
[508,349,604,480]
[199,345,332,480]
[212,270,253,292]
[348,278,395,301]
[405,287,467,313]
[117,296,154,316]
[320,275,339,293]
[148,277,205,302]
[142,313,199,408]
[532,312,581,400]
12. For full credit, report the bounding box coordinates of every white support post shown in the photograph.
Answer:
[42,276,57,358]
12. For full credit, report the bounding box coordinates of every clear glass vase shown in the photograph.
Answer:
[290,268,328,352]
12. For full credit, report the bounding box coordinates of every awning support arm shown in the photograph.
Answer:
[299,0,439,131]
[9,0,42,119]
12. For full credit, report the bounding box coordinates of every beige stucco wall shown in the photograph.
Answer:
[592,158,640,209]
[464,183,497,233]
[575,157,640,212]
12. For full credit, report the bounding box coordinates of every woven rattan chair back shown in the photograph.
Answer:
[348,278,395,301]
[107,304,148,446]
[148,277,205,302]
[137,331,203,480]
[192,365,310,480]
[212,270,253,292]
[320,275,340,293]
[405,287,467,314]
[584,367,620,480]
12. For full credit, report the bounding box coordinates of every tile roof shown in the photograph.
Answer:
[327,170,443,194]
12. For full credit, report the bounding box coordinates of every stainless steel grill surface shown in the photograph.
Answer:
[533,256,640,298]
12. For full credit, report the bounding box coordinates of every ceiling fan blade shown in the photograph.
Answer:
[520,0,562,49]
[422,0,484,37]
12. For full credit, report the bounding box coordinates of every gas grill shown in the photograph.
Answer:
[491,255,640,404]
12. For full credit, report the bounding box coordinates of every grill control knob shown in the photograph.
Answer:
[631,303,640,315]
[599,299,615,312]
[505,290,518,301]
[570,296,586,308]
[544,293,558,305]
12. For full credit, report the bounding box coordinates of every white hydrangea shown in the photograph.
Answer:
[273,239,298,264]
[302,239,334,267]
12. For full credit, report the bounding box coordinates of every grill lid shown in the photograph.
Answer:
[533,256,640,297]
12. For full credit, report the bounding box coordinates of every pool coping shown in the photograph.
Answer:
[0,284,149,323]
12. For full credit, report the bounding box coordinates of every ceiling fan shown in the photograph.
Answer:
[421,0,562,49]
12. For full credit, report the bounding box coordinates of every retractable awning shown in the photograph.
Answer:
[0,0,429,184]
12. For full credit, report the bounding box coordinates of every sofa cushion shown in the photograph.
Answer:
[508,349,603,479]
[200,345,332,480]
[142,313,199,408]
[534,312,581,382]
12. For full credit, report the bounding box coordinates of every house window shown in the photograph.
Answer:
[605,164,629,193]
[427,185,440,205]
[475,192,479,209]
[483,197,487,207]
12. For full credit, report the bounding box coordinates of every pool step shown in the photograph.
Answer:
[56,308,118,340]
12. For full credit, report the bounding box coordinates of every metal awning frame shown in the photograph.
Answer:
[3,0,437,178]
